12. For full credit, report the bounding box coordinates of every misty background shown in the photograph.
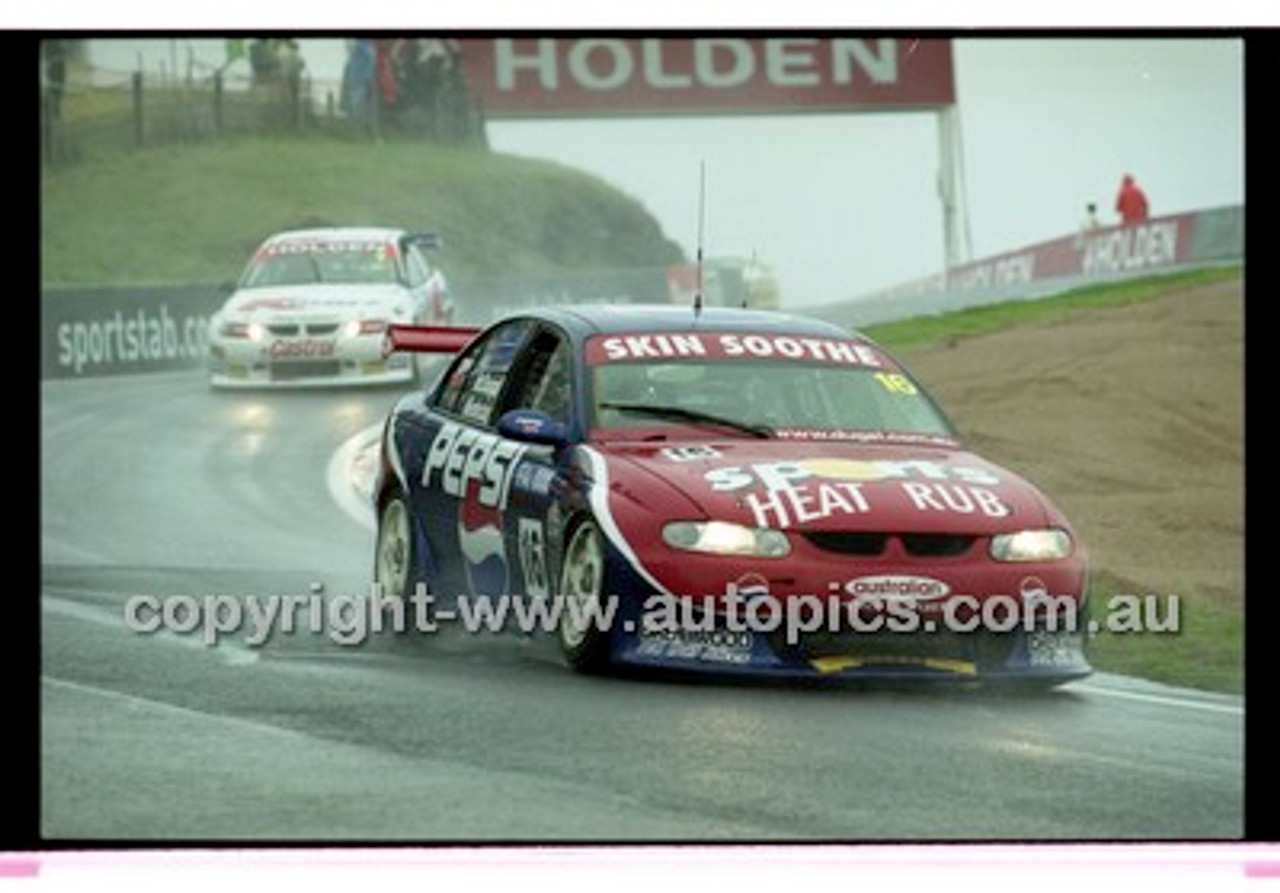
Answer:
[78,36,1245,308]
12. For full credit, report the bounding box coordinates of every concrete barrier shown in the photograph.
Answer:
[39,267,674,380]
[41,205,1242,379]
[40,283,226,380]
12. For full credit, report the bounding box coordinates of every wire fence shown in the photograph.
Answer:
[39,54,489,168]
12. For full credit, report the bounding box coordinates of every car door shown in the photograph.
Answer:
[487,325,577,604]
[401,236,450,324]
[411,318,535,599]
[398,237,432,323]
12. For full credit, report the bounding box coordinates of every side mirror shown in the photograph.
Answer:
[497,409,569,448]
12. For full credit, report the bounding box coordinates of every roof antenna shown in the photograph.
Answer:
[694,160,705,320]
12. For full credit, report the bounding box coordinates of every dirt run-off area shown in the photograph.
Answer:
[898,276,1244,616]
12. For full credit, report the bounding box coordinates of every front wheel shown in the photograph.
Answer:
[556,518,613,674]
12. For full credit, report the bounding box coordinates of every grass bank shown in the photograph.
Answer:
[40,135,685,286]
[865,267,1245,694]
[861,265,1242,351]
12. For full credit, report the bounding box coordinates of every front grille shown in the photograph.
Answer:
[902,534,974,557]
[267,323,300,336]
[802,532,888,556]
[306,322,340,335]
[803,531,975,558]
[270,360,341,380]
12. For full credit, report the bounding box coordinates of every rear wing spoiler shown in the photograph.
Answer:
[383,324,480,357]
[405,232,444,251]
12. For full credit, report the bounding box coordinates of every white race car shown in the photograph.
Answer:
[207,227,452,388]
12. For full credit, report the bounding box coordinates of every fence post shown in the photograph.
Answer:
[213,70,224,135]
[42,93,56,165]
[131,71,144,148]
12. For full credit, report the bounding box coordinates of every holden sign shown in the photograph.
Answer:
[456,37,955,118]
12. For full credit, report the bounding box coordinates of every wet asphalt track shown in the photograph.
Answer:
[39,369,1245,842]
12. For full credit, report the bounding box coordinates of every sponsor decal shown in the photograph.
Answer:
[52,305,208,376]
[507,413,549,436]
[740,480,870,529]
[512,462,557,498]
[423,422,528,509]
[704,458,1005,528]
[844,575,951,602]
[900,482,1010,518]
[236,297,304,313]
[463,38,956,117]
[635,627,755,664]
[1018,575,1068,618]
[265,338,336,360]
[1020,576,1049,602]
[705,458,1000,491]
[1081,221,1180,275]
[1025,629,1086,668]
[661,445,722,462]
[459,486,508,595]
[236,296,384,313]
[730,572,771,601]
[586,332,887,367]
[773,429,961,448]
[517,518,550,599]
[947,251,1036,292]
[423,422,530,595]
[260,239,390,256]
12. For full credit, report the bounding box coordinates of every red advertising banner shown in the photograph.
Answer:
[456,37,955,118]
[943,214,1197,294]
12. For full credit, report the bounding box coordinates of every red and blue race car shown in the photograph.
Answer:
[371,305,1092,686]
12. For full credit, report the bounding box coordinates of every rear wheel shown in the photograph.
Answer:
[374,488,418,604]
[556,518,613,674]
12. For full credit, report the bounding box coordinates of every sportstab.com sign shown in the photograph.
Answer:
[457,38,955,117]
[41,285,223,379]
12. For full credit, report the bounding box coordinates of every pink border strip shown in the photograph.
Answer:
[0,858,40,878]
[8,845,1278,872]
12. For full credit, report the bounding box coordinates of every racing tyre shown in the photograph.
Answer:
[374,488,419,607]
[556,517,613,674]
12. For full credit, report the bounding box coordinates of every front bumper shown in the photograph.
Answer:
[616,614,1092,684]
[208,334,415,388]
[601,539,1093,684]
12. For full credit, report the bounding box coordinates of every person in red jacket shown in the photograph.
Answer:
[1115,174,1150,225]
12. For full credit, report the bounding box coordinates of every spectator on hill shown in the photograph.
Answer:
[341,39,376,126]
[1082,202,1102,232]
[249,39,279,85]
[1076,201,1102,249]
[1115,174,1150,226]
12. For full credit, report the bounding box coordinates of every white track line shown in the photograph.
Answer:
[1068,681,1243,715]
[328,423,381,532]
[43,595,260,666]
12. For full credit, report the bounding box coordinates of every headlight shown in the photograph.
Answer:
[662,521,791,558]
[990,528,1072,562]
[220,321,266,341]
[343,319,388,337]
